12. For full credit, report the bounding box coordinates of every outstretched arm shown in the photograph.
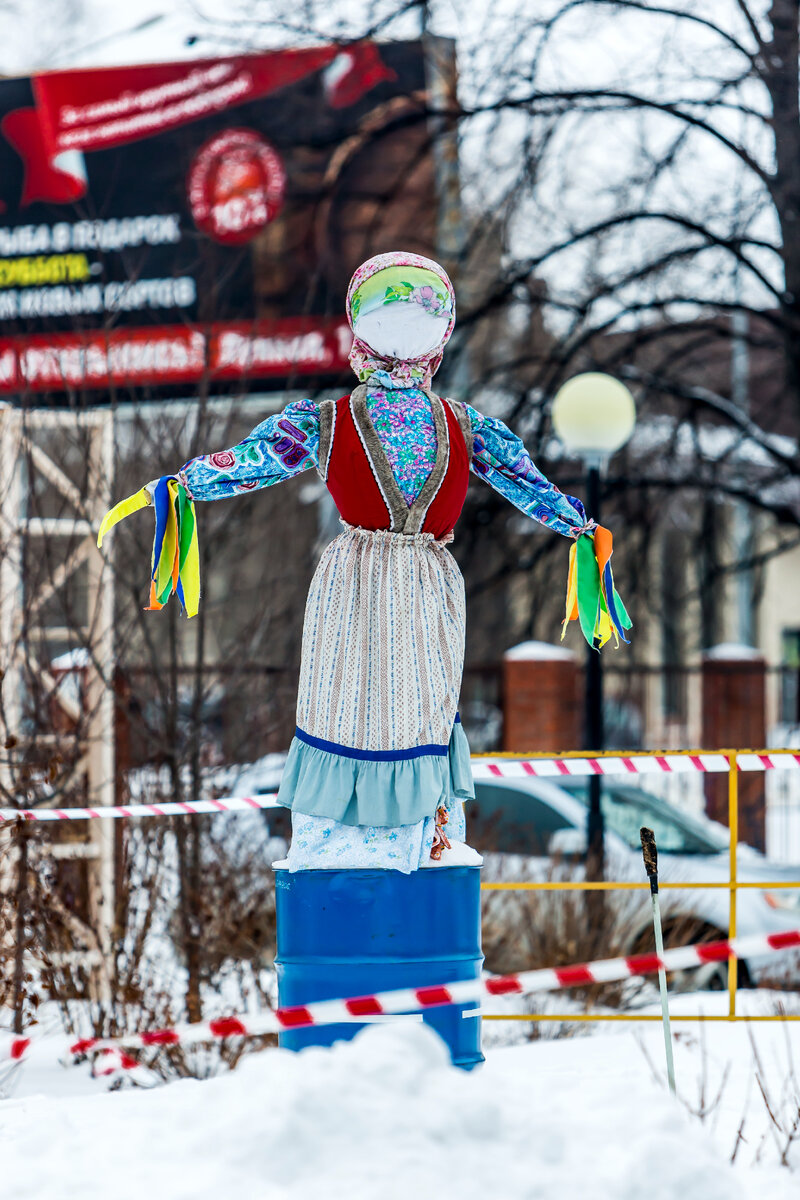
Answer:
[464,404,630,646]
[465,404,594,538]
[98,400,320,618]
[178,399,319,500]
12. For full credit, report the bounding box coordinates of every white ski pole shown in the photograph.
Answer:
[640,826,676,1094]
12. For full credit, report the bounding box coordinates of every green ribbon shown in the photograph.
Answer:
[576,535,601,646]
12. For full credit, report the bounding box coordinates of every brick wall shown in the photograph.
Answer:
[502,642,581,753]
[701,646,766,852]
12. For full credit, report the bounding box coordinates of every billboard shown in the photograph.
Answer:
[0,42,446,398]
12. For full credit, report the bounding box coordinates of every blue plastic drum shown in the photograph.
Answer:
[274,865,484,1069]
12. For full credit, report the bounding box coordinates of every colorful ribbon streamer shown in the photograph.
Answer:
[562,526,631,648]
[96,477,200,618]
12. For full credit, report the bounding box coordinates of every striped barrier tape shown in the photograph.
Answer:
[4,927,799,1068]
[0,794,280,823]
[4,751,800,824]
[473,752,800,779]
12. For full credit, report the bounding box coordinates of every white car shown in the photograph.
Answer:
[469,775,800,989]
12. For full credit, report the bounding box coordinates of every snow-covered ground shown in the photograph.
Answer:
[2,993,799,1199]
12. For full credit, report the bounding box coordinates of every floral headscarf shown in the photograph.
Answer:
[346,251,456,389]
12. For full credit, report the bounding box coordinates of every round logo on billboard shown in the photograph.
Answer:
[188,129,286,245]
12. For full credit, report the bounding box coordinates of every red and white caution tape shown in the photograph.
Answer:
[5,751,800,824]
[5,927,798,1068]
[473,751,800,779]
[474,754,729,779]
[0,794,280,824]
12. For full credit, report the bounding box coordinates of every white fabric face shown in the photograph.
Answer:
[353,304,451,362]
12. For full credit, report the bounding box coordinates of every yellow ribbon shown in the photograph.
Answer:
[97,481,201,619]
[96,488,151,548]
[181,520,200,618]
[561,540,579,641]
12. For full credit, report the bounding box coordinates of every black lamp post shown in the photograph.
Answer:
[585,463,604,877]
[551,374,636,882]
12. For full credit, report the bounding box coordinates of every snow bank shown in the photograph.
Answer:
[273,842,483,871]
[3,1020,796,1200]
[421,841,483,867]
[703,643,764,661]
[504,639,576,661]
[49,648,91,670]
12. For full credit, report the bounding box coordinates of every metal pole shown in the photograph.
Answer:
[728,751,739,1016]
[86,412,116,1006]
[585,465,604,880]
[640,827,676,1094]
[0,409,24,788]
[12,822,28,1035]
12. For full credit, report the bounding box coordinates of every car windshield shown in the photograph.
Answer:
[469,783,573,855]
[556,780,726,855]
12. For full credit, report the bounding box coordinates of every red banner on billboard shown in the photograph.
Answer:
[2,47,395,207]
[0,319,353,394]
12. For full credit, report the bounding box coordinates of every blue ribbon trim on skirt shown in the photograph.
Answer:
[294,727,450,762]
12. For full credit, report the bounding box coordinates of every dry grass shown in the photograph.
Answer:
[1,812,280,1083]
[481,854,649,1013]
[639,1010,800,1174]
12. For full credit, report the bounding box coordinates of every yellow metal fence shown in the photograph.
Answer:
[476,749,800,1024]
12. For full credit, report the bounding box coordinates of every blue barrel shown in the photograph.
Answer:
[275,865,483,1069]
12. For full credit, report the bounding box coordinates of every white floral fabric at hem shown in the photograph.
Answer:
[285,796,467,873]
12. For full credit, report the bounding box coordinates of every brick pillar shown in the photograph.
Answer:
[502,642,581,753]
[701,644,766,851]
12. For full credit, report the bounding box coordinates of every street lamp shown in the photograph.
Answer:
[552,373,636,881]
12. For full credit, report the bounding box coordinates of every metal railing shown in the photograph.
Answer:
[476,749,800,1024]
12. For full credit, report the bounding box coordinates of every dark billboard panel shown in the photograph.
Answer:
[0,42,444,397]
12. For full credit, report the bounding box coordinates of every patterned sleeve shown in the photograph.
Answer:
[464,404,593,538]
[177,399,319,501]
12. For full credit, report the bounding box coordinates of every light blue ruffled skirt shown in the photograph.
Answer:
[278,719,474,826]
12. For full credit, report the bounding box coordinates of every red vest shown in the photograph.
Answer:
[323,392,470,540]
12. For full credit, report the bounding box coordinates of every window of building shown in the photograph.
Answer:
[780,629,800,725]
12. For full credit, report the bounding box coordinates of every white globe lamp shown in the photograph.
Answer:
[552,372,636,466]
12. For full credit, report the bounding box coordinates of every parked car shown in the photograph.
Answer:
[468,775,800,989]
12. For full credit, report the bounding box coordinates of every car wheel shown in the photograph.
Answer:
[694,957,752,992]
[695,961,728,991]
